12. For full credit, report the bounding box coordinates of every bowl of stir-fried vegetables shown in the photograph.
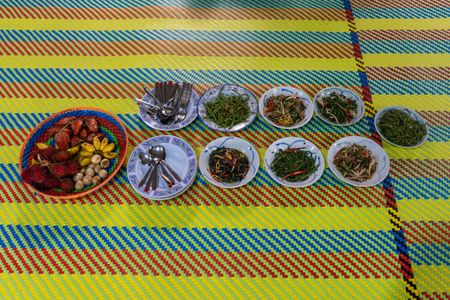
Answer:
[260,86,314,129]
[313,87,365,126]
[327,136,390,187]
[199,137,259,188]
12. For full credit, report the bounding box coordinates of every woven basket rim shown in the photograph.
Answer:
[19,107,129,199]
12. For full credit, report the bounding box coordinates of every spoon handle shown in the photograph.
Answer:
[160,163,176,183]
[162,160,182,182]
[139,164,154,188]
[157,165,174,188]
[144,165,155,193]
[151,165,158,191]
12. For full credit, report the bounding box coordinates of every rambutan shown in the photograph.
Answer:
[42,174,60,189]
[35,147,57,161]
[65,160,79,176]
[53,150,71,163]
[60,178,74,193]
[50,163,67,178]
[21,165,46,184]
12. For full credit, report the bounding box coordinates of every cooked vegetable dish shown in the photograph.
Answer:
[333,144,377,182]
[264,94,306,127]
[208,147,250,183]
[270,148,318,182]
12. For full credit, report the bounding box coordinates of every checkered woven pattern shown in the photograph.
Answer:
[0,0,448,299]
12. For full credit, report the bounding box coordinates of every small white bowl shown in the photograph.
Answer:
[259,86,314,129]
[199,137,259,188]
[374,106,429,148]
[327,136,390,187]
[313,86,365,126]
[264,137,325,188]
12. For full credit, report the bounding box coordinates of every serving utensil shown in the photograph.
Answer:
[150,145,181,182]
[139,152,174,189]
[173,82,192,124]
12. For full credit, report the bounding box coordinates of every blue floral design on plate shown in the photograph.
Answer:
[127,135,197,200]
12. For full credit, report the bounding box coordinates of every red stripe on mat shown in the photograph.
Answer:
[0,248,403,278]
[1,40,354,59]
[0,5,346,20]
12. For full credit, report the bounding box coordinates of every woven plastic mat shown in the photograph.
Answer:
[0,0,448,299]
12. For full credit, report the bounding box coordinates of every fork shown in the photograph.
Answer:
[173,82,192,124]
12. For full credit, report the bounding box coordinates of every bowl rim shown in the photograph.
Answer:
[197,83,258,132]
[259,86,314,130]
[199,136,260,188]
[326,136,390,187]
[374,105,429,148]
[313,86,365,127]
[19,107,129,199]
[138,86,200,132]
[264,137,325,188]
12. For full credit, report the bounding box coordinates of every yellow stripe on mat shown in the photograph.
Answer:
[384,142,450,160]
[0,203,391,230]
[414,265,450,293]
[0,274,407,300]
[357,18,450,31]
[372,95,450,112]
[0,146,20,165]
[0,55,355,71]
[0,18,349,32]
[364,54,450,68]
[398,199,450,222]
[0,99,137,114]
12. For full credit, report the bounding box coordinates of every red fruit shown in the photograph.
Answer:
[85,118,98,133]
[70,119,83,136]
[21,165,46,184]
[70,136,82,147]
[47,126,62,137]
[55,116,76,126]
[86,133,96,143]
[53,150,71,163]
[59,127,73,138]
[35,147,57,161]
[79,129,88,139]
[50,163,67,178]
[54,131,70,150]
[65,160,79,176]
[42,174,60,189]
[60,178,74,193]
[95,133,106,141]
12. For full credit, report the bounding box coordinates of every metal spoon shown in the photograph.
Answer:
[138,153,154,188]
[139,152,174,188]
[150,145,182,182]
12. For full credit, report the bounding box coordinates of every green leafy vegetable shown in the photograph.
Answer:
[205,89,250,128]
[270,148,318,182]
[378,109,427,147]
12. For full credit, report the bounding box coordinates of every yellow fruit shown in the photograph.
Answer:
[36,143,49,150]
[78,157,91,167]
[93,137,101,150]
[103,143,115,153]
[79,150,93,157]
[67,145,80,155]
[103,152,118,159]
[99,138,108,151]
[81,143,95,153]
